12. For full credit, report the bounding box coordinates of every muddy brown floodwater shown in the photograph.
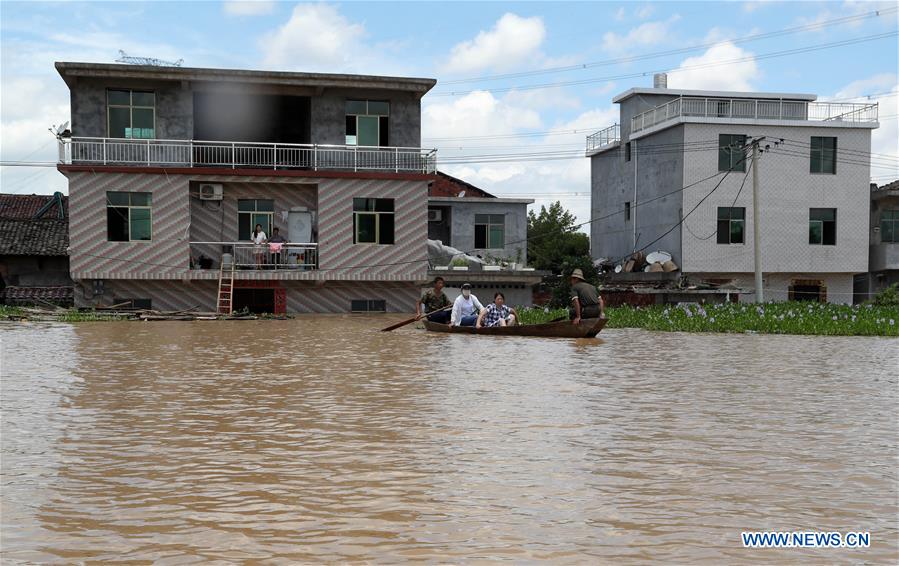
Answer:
[1,317,897,564]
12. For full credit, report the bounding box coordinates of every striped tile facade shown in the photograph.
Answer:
[64,170,429,311]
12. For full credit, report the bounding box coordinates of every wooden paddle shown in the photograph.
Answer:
[381,304,453,332]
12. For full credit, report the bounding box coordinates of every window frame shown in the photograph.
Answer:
[624,201,631,221]
[809,136,837,175]
[237,199,275,241]
[716,206,745,245]
[107,89,156,139]
[474,213,505,249]
[880,209,899,243]
[718,134,747,172]
[352,198,395,245]
[106,191,153,242]
[809,208,837,246]
[345,100,390,147]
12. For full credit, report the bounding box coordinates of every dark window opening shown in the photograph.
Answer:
[233,289,275,314]
[353,198,394,244]
[810,136,837,174]
[474,214,505,249]
[238,199,275,241]
[718,134,747,172]
[346,100,390,146]
[625,142,632,162]
[716,206,745,244]
[789,281,826,302]
[625,201,631,221]
[809,208,836,245]
[106,191,151,241]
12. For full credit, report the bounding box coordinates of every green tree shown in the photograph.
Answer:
[527,201,590,273]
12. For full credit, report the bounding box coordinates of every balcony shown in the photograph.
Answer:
[586,123,620,153]
[58,137,438,174]
[190,242,318,272]
[631,98,879,134]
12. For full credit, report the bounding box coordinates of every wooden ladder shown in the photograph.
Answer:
[217,260,235,315]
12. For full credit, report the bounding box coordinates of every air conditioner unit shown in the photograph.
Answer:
[428,209,443,222]
[199,183,223,200]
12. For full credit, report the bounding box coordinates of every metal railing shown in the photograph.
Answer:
[631,98,879,133]
[586,123,620,152]
[190,242,318,270]
[59,137,438,174]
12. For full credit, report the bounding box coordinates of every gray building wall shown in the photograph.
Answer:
[69,78,423,147]
[590,125,685,265]
[430,199,529,263]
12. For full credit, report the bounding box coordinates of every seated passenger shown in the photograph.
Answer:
[568,268,605,325]
[451,283,483,327]
[416,276,451,324]
[476,292,518,328]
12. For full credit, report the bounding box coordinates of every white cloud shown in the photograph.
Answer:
[423,91,542,142]
[442,13,546,74]
[260,4,367,71]
[614,7,626,21]
[635,5,655,19]
[668,42,759,91]
[601,15,680,53]
[223,1,275,16]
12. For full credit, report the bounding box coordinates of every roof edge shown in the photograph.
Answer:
[612,87,818,104]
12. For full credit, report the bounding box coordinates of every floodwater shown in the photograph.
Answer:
[1,318,897,564]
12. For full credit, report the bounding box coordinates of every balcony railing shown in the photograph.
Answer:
[586,123,620,153]
[190,242,318,270]
[630,98,879,134]
[59,137,438,174]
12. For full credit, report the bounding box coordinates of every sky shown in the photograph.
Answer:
[1,0,897,224]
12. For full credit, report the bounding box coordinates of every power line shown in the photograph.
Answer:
[431,31,898,97]
[441,7,898,85]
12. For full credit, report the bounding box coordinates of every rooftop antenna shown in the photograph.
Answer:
[116,50,183,67]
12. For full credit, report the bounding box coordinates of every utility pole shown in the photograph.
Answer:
[751,139,764,303]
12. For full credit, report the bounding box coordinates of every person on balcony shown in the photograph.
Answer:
[268,227,287,268]
[251,224,267,269]
[450,283,483,327]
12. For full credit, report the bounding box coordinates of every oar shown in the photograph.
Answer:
[381,304,453,332]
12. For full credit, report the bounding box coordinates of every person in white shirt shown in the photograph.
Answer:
[251,223,267,268]
[451,283,483,326]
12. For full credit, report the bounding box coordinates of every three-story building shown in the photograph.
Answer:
[586,74,879,304]
[55,61,437,313]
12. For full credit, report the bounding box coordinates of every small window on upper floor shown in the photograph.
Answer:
[809,208,836,246]
[107,191,152,241]
[108,89,155,139]
[716,207,745,245]
[625,142,632,162]
[624,201,631,221]
[474,214,505,249]
[353,198,394,244]
[880,210,899,243]
[346,100,389,146]
[718,134,747,172]
[810,136,837,174]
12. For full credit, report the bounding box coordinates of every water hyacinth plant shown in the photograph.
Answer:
[516,302,899,337]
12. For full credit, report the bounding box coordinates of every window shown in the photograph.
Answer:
[106,191,151,241]
[351,299,387,312]
[625,142,632,162]
[718,134,747,172]
[345,100,389,146]
[238,199,274,241]
[716,207,745,244]
[624,201,631,221]
[881,209,899,243]
[353,198,394,244]
[475,214,505,249]
[810,136,837,174]
[809,208,836,245]
[107,89,155,139]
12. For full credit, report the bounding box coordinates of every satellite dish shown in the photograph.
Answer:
[458,190,466,198]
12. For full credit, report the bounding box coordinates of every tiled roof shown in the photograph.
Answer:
[874,179,899,192]
[0,193,68,219]
[0,218,69,256]
[2,285,74,304]
[429,171,496,198]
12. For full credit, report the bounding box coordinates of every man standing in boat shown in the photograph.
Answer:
[569,268,605,325]
[450,283,484,327]
[416,276,452,324]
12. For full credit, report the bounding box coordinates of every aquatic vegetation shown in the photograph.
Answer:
[516,302,899,337]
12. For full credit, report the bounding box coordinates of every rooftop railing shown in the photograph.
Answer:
[58,137,438,174]
[631,98,879,134]
[586,123,620,153]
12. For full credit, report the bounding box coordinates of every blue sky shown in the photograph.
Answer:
[2,0,897,222]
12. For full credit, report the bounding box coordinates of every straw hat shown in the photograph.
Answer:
[570,268,585,281]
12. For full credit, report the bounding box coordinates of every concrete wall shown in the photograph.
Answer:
[437,200,529,263]
[699,272,856,305]
[680,124,871,275]
[69,79,423,147]
[590,125,685,264]
[70,77,193,139]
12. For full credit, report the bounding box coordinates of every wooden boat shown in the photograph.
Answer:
[423,317,606,338]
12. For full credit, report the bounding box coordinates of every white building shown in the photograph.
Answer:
[586,74,879,304]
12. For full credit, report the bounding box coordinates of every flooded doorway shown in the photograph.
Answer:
[233,288,275,313]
